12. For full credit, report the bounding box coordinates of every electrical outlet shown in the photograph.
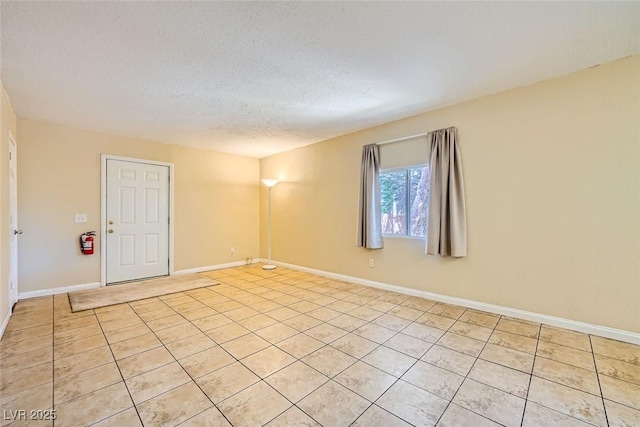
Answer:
[75,213,87,223]
[230,246,235,254]
[368,259,374,268]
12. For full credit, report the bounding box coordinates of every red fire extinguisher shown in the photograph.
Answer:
[80,231,96,255]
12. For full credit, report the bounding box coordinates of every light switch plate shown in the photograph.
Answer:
[75,213,88,223]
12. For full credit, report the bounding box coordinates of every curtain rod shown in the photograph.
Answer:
[374,126,455,146]
[375,131,430,146]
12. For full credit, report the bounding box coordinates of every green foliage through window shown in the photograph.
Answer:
[380,166,430,237]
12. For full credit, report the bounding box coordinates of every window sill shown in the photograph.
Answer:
[383,234,426,241]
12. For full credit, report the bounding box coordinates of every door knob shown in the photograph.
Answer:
[108,220,114,225]
[108,229,114,234]
[13,230,23,235]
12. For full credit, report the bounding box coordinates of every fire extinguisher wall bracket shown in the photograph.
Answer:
[80,231,96,255]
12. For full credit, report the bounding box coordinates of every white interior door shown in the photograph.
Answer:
[8,133,19,309]
[106,159,170,284]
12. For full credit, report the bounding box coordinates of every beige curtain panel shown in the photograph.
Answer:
[426,127,467,257]
[357,144,383,249]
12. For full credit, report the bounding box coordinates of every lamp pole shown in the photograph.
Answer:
[262,179,278,270]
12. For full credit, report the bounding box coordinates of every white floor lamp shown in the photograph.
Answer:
[262,179,278,270]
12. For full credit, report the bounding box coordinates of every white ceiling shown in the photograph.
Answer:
[1,2,639,158]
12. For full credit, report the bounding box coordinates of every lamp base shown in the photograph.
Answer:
[262,264,277,270]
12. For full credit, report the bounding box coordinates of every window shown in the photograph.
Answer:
[380,165,430,237]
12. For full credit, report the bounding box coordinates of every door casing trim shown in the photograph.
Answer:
[7,130,19,311]
[100,154,175,287]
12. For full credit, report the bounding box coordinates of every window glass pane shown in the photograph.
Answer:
[409,166,429,237]
[380,170,407,235]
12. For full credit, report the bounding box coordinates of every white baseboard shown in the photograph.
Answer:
[18,282,101,300]
[173,260,254,275]
[16,260,255,301]
[271,260,640,346]
[0,309,11,341]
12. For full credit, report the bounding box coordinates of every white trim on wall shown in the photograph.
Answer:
[173,260,253,275]
[13,257,637,345]
[267,259,640,345]
[18,282,101,300]
[100,154,175,287]
[15,260,255,302]
[0,309,11,341]
[7,130,19,315]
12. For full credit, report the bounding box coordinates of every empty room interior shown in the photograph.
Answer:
[1,2,639,427]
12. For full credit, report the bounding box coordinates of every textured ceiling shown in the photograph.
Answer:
[1,2,639,158]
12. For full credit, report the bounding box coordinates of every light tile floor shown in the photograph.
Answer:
[1,264,639,426]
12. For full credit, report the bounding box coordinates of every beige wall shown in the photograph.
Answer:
[1,80,18,324]
[17,119,260,293]
[260,55,640,333]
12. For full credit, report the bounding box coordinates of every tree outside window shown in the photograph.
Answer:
[380,165,429,237]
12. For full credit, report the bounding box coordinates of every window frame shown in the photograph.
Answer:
[380,163,429,240]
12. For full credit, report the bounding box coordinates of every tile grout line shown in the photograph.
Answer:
[91,301,145,426]
[0,302,55,423]
[15,265,636,427]
[420,312,614,403]
[431,310,505,427]
[52,302,121,424]
[56,286,480,426]
[125,294,237,427]
[531,351,618,395]
[240,271,389,426]
[589,335,610,427]
[519,323,542,427]
[146,279,294,421]
[52,296,98,425]
[206,272,330,426]
[331,306,429,423]
[344,308,440,426]
[439,317,605,426]
[348,303,472,425]
[523,332,614,425]
[208,271,334,426]
[182,267,634,425]
[200,271,390,425]
[220,274,505,425]
[14,272,304,425]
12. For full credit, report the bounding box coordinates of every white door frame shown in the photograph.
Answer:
[100,154,174,287]
[8,131,18,309]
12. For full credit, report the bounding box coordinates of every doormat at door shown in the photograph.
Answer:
[68,274,219,312]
